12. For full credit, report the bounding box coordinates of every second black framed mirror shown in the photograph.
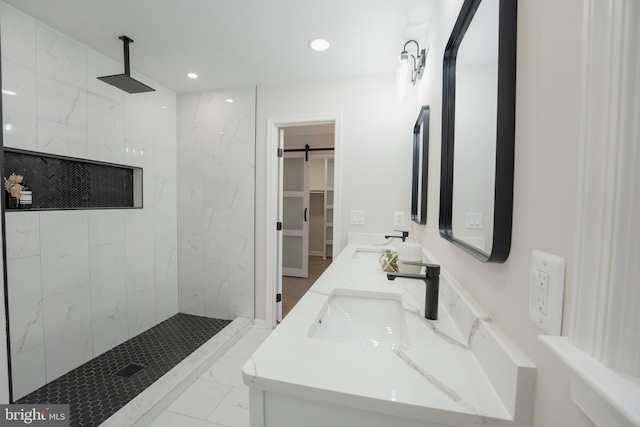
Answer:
[412,106,429,224]
[439,0,517,262]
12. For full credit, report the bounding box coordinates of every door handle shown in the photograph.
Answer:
[304,207,308,222]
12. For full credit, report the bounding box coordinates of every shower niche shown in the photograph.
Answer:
[3,148,142,210]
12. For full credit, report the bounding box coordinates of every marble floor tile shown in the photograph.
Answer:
[148,411,225,427]
[167,379,231,420]
[221,338,262,360]
[147,325,273,427]
[206,387,250,427]
[200,355,248,389]
[241,327,273,342]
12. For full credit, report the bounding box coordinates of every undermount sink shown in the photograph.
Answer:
[352,248,387,268]
[352,248,383,260]
[309,289,410,350]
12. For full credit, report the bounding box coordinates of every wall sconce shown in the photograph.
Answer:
[396,40,427,99]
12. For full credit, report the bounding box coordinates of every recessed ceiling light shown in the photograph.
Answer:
[226,99,234,103]
[160,105,168,109]
[308,38,330,52]
[187,72,198,79]
[2,89,17,96]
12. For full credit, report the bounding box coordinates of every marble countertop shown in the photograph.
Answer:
[243,240,535,426]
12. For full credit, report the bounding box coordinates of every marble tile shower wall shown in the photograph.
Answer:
[177,89,255,320]
[0,2,179,399]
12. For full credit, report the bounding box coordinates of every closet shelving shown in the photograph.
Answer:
[309,156,334,259]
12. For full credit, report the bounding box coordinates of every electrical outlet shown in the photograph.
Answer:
[533,270,549,314]
[350,210,365,225]
[529,250,566,335]
[394,211,405,226]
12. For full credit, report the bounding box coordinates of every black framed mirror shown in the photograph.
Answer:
[412,106,429,224]
[439,0,517,262]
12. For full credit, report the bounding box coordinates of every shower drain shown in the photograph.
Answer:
[113,363,146,378]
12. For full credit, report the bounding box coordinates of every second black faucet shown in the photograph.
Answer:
[385,230,409,242]
[387,261,440,320]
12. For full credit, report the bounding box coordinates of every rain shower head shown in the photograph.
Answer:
[97,36,155,94]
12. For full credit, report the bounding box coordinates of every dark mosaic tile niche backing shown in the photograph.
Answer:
[16,314,232,427]
[4,149,136,209]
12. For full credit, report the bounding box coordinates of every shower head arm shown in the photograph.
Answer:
[119,36,134,76]
[97,35,154,93]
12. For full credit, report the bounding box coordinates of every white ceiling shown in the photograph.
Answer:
[4,0,433,94]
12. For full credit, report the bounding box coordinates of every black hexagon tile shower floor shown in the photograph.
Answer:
[16,314,232,427]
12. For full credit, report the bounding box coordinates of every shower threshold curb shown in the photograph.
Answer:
[99,317,252,427]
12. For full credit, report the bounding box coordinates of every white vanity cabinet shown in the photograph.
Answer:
[243,236,536,427]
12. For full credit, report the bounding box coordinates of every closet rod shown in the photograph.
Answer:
[284,144,334,161]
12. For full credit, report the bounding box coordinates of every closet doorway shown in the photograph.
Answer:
[281,124,335,319]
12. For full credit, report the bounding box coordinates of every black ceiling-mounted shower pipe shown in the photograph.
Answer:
[97,35,155,94]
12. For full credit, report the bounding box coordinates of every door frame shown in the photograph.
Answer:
[265,113,342,328]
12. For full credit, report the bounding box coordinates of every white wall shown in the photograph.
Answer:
[413,0,595,426]
[177,88,255,320]
[285,133,334,149]
[0,1,178,399]
[255,74,417,320]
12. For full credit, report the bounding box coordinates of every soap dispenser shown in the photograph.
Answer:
[397,236,423,274]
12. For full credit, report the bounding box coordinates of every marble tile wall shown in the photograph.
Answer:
[1,2,179,399]
[177,88,255,320]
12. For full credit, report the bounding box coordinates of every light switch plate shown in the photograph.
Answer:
[529,250,566,335]
[350,210,365,225]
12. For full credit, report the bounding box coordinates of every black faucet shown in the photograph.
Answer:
[385,230,409,242]
[387,261,440,320]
